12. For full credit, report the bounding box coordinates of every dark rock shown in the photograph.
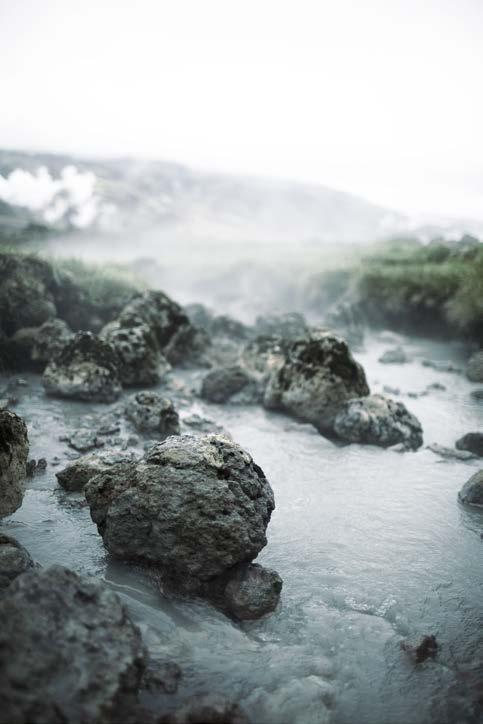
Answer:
[427,443,476,461]
[56,450,139,492]
[401,634,438,663]
[223,563,283,620]
[158,694,250,724]
[31,318,73,366]
[255,312,308,340]
[42,331,122,402]
[264,333,369,435]
[466,351,483,382]
[180,412,226,435]
[458,470,483,506]
[383,385,400,396]
[333,394,423,450]
[241,336,288,381]
[0,253,57,337]
[200,365,259,404]
[142,661,182,694]
[427,382,446,391]
[470,389,483,401]
[67,429,106,453]
[125,391,180,437]
[0,534,35,590]
[101,319,169,386]
[455,433,483,457]
[0,565,146,724]
[378,346,408,364]
[85,435,276,593]
[0,410,29,518]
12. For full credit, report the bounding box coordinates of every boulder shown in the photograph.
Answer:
[455,432,483,458]
[0,565,146,724]
[0,534,35,591]
[200,365,259,404]
[427,443,476,461]
[158,694,250,724]
[458,470,483,507]
[125,391,180,437]
[0,410,29,518]
[378,346,408,364]
[264,333,369,435]
[223,563,283,620]
[240,336,288,381]
[101,319,169,386]
[0,253,57,336]
[31,318,74,365]
[42,331,122,402]
[333,394,423,450]
[254,312,308,340]
[56,450,139,492]
[85,435,275,589]
[466,351,483,382]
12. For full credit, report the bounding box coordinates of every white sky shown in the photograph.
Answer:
[1,0,483,220]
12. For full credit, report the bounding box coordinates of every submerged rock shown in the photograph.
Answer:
[223,563,283,620]
[401,634,438,664]
[333,394,423,450]
[458,470,483,507]
[0,534,35,590]
[42,331,122,402]
[264,333,369,435]
[101,319,168,386]
[0,565,146,724]
[85,435,276,593]
[0,410,29,518]
[422,359,462,374]
[31,318,73,365]
[125,391,180,437]
[200,365,259,404]
[378,346,408,364]
[466,351,483,382]
[159,694,250,724]
[455,432,483,457]
[56,450,139,492]
[427,443,476,461]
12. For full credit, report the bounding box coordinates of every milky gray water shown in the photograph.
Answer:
[2,333,482,724]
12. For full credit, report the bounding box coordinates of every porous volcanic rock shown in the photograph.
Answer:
[223,563,283,620]
[56,450,139,492]
[200,365,259,404]
[31,318,73,365]
[0,534,35,590]
[0,410,29,518]
[101,319,168,386]
[125,391,180,437]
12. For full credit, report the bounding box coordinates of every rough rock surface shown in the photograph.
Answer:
[240,336,288,381]
[56,450,139,492]
[101,319,168,386]
[254,312,308,340]
[0,253,57,336]
[0,410,29,518]
[223,563,283,620]
[0,565,146,724]
[158,694,250,724]
[333,394,423,450]
[264,333,369,435]
[125,391,180,437]
[42,331,122,402]
[200,365,259,404]
[85,435,275,587]
[466,351,483,382]
[0,534,35,590]
[378,346,408,364]
[455,432,483,458]
[458,470,483,507]
[31,318,73,365]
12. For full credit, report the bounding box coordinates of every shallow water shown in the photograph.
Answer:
[2,333,482,724]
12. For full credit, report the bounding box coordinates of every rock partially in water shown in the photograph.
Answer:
[333,394,423,450]
[66,429,106,453]
[422,359,462,374]
[455,432,483,458]
[101,319,169,387]
[0,565,146,724]
[56,450,139,492]
[255,312,308,340]
[31,318,74,366]
[200,365,260,404]
[401,634,438,664]
[125,391,180,437]
[264,333,369,436]
[378,346,408,364]
[223,563,283,620]
[158,694,250,724]
[427,443,476,461]
[0,410,29,518]
[240,336,287,381]
[42,331,122,402]
[458,470,483,507]
[0,534,35,590]
[466,351,483,382]
[142,660,182,694]
[85,435,276,596]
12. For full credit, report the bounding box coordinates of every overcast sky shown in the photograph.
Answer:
[1,0,483,220]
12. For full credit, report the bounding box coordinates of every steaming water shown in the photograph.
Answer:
[2,334,482,724]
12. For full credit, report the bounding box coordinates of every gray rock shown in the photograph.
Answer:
[466,351,483,382]
[240,336,288,381]
[200,365,259,404]
[142,661,182,694]
[427,443,476,461]
[0,565,146,724]
[458,470,483,507]
[255,312,308,340]
[85,435,275,589]
[56,450,139,492]
[333,394,423,450]
[378,346,408,364]
[0,410,29,518]
[422,359,462,374]
[455,433,483,457]
[0,534,35,590]
[223,563,283,620]
[66,429,106,452]
[0,253,57,337]
[42,331,122,402]
[264,333,369,435]
[125,391,180,437]
[31,318,73,365]
[101,319,169,386]
[158,694,250,724]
